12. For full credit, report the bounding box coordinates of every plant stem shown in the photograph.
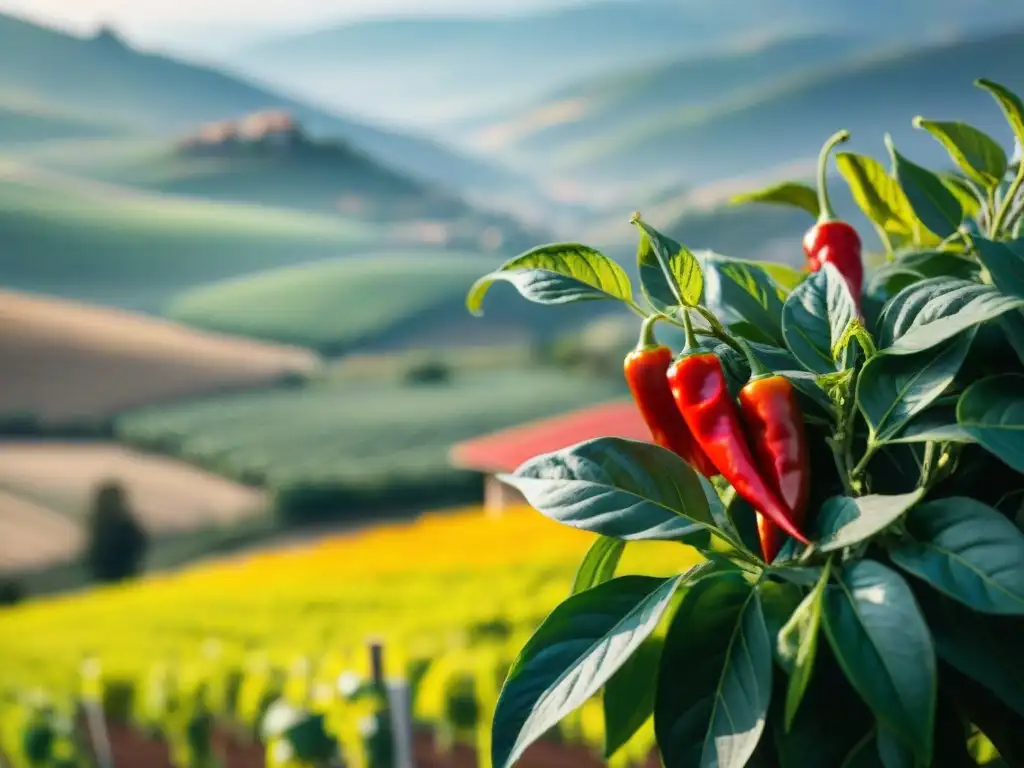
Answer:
[919,441,938,489]
[851,440,880,483]
[694,305,743,352]
[990,164,1024,238]
[815,129,852,223]
[626,299,651,318]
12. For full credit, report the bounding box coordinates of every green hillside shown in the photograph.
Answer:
[546,28,1024,192]
[0,98,120,144]
[0,12,521,192]
[0,163,377,310]
[469,33,863,159]
[21,135,542,255]
[168,253,494,354]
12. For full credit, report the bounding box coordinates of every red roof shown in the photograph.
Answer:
[449,399,651,474]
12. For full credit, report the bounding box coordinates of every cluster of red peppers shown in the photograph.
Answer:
[622,131,870,560]
[625,316,810,561]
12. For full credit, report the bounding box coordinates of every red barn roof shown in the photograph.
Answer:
[449,399,651,474]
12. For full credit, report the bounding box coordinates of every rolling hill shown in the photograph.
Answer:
[19,120,542,255]
[0,161,384,309]
[228,0,1024,132]
[166,252,617,355]
[0,289,318,424]
[0,12,522,193]
[544,27,1024,196]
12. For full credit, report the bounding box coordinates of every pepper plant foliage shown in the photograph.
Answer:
[467,79,1024,768]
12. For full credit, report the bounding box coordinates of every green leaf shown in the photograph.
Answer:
[502,437,714,541]
[857,332,974,441]
[634,220,703,308]
[745,261,807,293]
[915,590,1024,717]
[888,405,976,445]
[835,151,934,247]
[655,574,772,768]
[976,79,1024,156]
[813,491,924,553]
[958,374,1024,472]
[890,497,1024,615]
[822,560,937,764]
[913,118,1008,188]
[876,727,915,768]
[941,173,984,219]
[893,249,982,281]
[698,251,787,347]
[876,276,1024,355]
[730,181,820,219]
[782,263,859,374]
[779,561,831,730]
[999,309,1024,365]
[886,134,964,239]
[491,574,686,768]
[975,238,1024,300]
[603,609,673,758]
[467,243,632,315]
[570,536,625,596]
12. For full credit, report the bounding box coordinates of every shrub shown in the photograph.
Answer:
[468,79,1024,767]
[84,479,149,583]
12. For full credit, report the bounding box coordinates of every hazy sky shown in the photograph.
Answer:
[0,0,575,43]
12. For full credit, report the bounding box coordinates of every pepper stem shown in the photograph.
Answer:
[681,309,700,354]
[636,314,661,350]
[816,129,851,223]
[735,336,769,379]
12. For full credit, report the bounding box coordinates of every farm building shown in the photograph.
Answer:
[449,400,650,516]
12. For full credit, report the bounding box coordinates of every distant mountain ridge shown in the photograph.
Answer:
[228,0,1024,130]
[0,11,524,193]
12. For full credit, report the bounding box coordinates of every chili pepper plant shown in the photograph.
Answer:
[467,78,1024,768]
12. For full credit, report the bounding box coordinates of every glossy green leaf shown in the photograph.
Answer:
[655,574,772,768]
[886,134,964,239]
[876,727,914,768]
[730,181,820,219]
[877,276,1023,355]
[894,249,981,281]
[502,437,713,540]
[491,574,684,768]
[745,261,807,293]
[914,118,1008,188]
[888,405,976,444]
[857,332,974,441]
[822,560,936,764]
[890,497,1024,615]
[975,238,1024,300]
[467,243,632,315]
[571,536,625,596]
[698,251,787,347]
[779,561,831,730]
[941,173,984,219]
[782,264,859,374]
[603,635,661,758]
[958,374,1024,472]
[634,220,703,308]
[915,590,1024,717]
[813,491,924,553]
[835,151,935,247]
[999,309,1024,365]
[976,79,1024,155]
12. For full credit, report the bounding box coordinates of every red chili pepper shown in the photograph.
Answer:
[738,374,811,562]
[667,349,809,549]
[803,130,863,309]
[624,318,718,477]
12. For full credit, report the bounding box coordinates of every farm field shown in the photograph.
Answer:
[0,490,84,572]
[115,368,629,499]
[0,289,319,423]
[167,253,497,354]
[0,441,266,533]
[0,504,696,763]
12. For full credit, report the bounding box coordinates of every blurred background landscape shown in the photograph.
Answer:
[0,1,1023,764]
